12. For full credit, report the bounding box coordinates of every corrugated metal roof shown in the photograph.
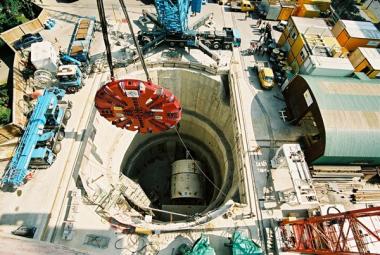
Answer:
[300,75,380,160]
[359,47,380,70]
[340,20,380,40]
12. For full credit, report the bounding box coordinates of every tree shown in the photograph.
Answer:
[0,0,22,31]
[20,0,35,20]
[332,0,365,21]
[0,0,36,32]
[0,86,10,125]
[0,105,11,125]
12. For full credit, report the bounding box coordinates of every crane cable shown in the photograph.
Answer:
[96,0,115,79]
[119,0,151,81]
[174,126,227,198]
[120,0,223,195]
[97,0,223,198]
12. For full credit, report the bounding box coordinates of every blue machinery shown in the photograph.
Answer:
[138,0,241,62]
[1,88,71,189]
[2,17,94,190]
[155,0,190,34]
[67,17,96,63]
[57,65,84,93]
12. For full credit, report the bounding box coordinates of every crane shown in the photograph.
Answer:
[138,0,241,62]
[94,0,182,134]
[279,206,380,254]
[1,88,71,190]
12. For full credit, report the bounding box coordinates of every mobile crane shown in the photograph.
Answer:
[1,88,71,190]
[138,0,241,62]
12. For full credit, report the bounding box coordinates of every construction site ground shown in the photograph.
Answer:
[2,0,378,254]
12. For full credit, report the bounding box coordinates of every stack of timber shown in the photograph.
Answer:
[310,165,363,182]
[351,188,380,204]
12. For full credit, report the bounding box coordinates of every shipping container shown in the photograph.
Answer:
[287,49,295,63]
[291,34,305,57]
[300,0,331,12]
[31,41,58,73]
[300,55,354,76]
[348,47,380,78]
[278,33,287,46]
[278,4,295,20]
[332,20,380,51]
[297,4,320,18]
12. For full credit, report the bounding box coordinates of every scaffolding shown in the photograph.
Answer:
[279,206,380,254]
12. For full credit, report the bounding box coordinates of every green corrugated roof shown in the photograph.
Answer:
[300,75,380,164]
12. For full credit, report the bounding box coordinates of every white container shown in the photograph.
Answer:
[300,55,354,77]
[31,41,58,73]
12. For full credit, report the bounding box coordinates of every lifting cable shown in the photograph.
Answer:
[97,0,223,198]
[96,0,115,79]
[174,126,227,198]
[119,0,151,81]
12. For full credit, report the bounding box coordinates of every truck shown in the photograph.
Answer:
[200,27,241,49]
[138,0,241,62]
[56,65,84,93]
[1,88,72,190]
[254,61,275,89]
[67,17,95,64]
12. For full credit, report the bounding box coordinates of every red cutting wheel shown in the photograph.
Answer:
[95,79,182,133]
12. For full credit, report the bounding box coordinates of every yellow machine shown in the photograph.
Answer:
[218,0,255,12]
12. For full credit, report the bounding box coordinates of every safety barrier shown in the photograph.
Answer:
[123,60,229,76]
[0,7,50,146]
[0,8,48,50]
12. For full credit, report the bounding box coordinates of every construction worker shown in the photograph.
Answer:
[245,11,250,20]
[256,18,262,27]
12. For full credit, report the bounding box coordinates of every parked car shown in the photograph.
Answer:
[273,21,288,32]
[14,33,43,50]
[254,61,275,90]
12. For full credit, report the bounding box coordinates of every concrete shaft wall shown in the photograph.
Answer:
[119,68,239,211]
[80,66,245,223]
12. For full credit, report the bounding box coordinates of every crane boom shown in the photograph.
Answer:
[279,206,380,254]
